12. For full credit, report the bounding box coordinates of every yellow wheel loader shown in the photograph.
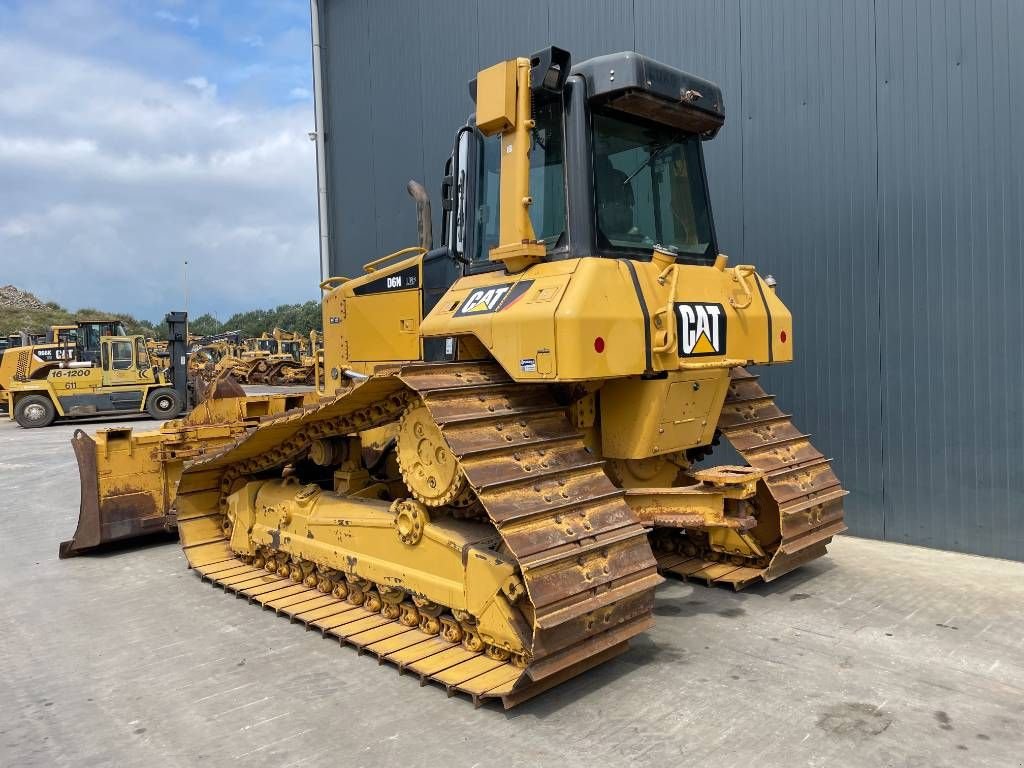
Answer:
[62,48,846,707]
[6,314,191,428]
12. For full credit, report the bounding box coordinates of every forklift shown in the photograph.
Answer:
[0,320,128,412]
[5,313,191,428]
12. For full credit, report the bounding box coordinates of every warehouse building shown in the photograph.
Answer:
[310,0,1023,560]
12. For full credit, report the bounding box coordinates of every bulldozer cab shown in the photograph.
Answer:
[440,49,722,273]
[279,340,302,362]
[255,336,277,355]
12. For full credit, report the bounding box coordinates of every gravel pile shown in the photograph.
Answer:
[0,285,46,310]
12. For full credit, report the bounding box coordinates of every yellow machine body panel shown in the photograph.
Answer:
[322,253,792,386]
[321,255,425,374]
[421,256,792,382]
[345,287,421,362]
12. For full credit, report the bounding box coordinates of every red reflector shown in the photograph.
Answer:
[594,337,605,353]
[780,330,788,343]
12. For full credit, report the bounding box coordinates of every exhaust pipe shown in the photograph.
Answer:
[406,180,433,250]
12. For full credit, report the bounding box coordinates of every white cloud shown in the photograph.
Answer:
[288,87,311,100]
[0,37,319,321]
[155,9,199,30]
[183,75,218,100]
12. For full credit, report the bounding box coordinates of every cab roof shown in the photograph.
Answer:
[572,51,724,138]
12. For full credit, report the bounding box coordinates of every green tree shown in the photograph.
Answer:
[188,313,222,337]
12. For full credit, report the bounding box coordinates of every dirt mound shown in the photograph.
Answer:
[0,285,46,311]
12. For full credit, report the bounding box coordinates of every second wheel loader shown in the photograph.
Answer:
[62,47,845,707]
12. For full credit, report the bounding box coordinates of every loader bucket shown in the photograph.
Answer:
[60,429,172,557]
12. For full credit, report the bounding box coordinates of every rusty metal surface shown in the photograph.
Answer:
[174,361,660,706]
[717,368,848,583]
[183,541,526,706]
[60,430,170,558]
[404,362,662,670]
[61,392,317,557]
[59,431,102,558]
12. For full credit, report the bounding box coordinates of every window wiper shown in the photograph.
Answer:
[622,140,676,186]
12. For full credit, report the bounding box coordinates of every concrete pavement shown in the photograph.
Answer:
[0,414,1021,767]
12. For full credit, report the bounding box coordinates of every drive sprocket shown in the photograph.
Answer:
[395,403,468,507]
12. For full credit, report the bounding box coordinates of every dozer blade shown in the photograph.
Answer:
[61,390,317,558]
[60,429,171,558]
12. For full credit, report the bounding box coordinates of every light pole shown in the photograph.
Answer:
[183,257,190,337]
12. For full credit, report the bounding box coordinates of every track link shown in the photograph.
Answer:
[174,363,659,707]
[657,367,848,589]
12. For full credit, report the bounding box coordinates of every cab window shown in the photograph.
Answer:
[473,136,500,262]
[472,97,566,263]
[111,341,134,370]
[592,109,715,263]
[135,338,150,370]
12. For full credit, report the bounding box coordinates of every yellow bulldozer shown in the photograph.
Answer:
[61,48,845,707]
[245,328,316,386]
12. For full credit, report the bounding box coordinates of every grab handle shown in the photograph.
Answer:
[729,265,756,310]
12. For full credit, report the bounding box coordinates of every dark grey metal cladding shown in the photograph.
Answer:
[873,0,1024,561]
[315,0,1024,561]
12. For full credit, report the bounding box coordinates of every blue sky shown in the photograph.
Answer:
[0,0,320,321]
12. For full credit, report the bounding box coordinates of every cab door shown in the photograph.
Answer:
[102,339,143,386]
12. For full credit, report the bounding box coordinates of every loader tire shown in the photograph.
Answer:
[146,388,184,420]
[15,395,56,428]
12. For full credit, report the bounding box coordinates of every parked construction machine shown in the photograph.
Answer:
[245,328,316,385]
[5,314,191,427]
[62,48,845,707]
[0,320,127,413]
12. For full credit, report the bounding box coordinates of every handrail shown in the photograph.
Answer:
[362,246,426,274]
[678,358,747,371]
[729,265,756,309]
[319,276,351,291]
[651,262,680,354]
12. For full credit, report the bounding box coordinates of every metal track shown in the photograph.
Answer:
[175,363,659,708]
[657,367,848,590]
[405,363,661,674]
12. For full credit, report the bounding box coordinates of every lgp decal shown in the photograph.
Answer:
[676,302,726,357]
[454,280,533,317]
[352,265,419,296]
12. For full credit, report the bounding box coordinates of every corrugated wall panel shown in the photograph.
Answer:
[364,0,426,256]
[475,0,549,63]
[547,0,635,63]
[416,3,482,240]
[634,0,744,257]
[876,0,1024,558]
[319,0,377,261]
[740,0,884,536]
[318,0,1023,560]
